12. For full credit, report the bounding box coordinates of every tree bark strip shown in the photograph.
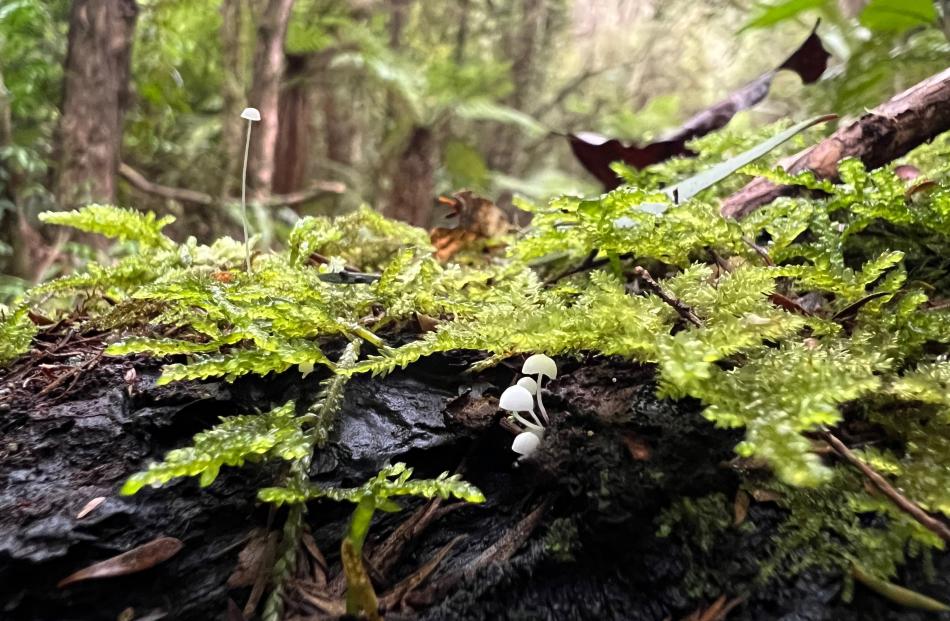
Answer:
[54,0,138,209]
[722,67,950,219]
[273,54,313,194]
[384,126,436,227]
[247,0,296,200]
[218,0,245,200]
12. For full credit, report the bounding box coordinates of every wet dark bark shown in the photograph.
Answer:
[4,350,950,620]
[54,0,138,209]
[384,126,436,227]
[247,0,296,199]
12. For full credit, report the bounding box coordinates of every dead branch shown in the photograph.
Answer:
[633,266,704,327]
[119,162,345,207]
[821,430,950,544]
[722,67,950,219]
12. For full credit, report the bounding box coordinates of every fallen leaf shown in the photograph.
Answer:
[749,488,782,503]
[733,490,750,526]
[430,190,510,262]
[57,536,183,588]
[569,22,830,189]
[622,432,652,461]
[76,496,106,520]
[226,529,275,588]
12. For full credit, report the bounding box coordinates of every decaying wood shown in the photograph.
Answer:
[722,68,950,219]
[119,162,344,207]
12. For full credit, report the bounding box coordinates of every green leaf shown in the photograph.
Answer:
[121,402,307,494]
[740,0,828,32]
[859,0,938,32]
[663,114,836,207]
[39,205,175,249]
[454,99,549,137]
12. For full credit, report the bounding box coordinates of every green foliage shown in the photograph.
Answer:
[121,401,308,494]
[260,461,485,509]
[859,0,938,32]
[39,205,176,249]
[288,205,433,271]
[0,305,35,365]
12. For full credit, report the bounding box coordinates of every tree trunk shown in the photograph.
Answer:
[721,67,950,220]
[247,0,296,200]
[218,0,245,200]
[54,0,138,209]
[273,54,313,195]
[486,0,547,174]
[384,126,435,227]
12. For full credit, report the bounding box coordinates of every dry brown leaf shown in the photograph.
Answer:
[226,529,273,588]
[733,490,750,527]
[57,536,183,588]
[76,496,106,520]
[622,432,652,461]
[749,488,782,503]
[430,190,510,262]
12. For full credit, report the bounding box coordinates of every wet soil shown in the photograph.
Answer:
[1,352,949,621]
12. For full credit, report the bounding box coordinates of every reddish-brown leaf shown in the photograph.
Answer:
[57,536,183,588]
[569,22,829,189]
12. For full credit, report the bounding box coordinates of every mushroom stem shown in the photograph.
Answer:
[240,119,253,273]
[511,411,544,432]
[535,373,550,424]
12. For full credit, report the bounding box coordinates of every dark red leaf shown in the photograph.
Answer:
[569,22,830,190]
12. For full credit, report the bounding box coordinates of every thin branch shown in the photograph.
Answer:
[820,429,950,544]
[633,266,704,327]
[119,162,345,207]
[543,249,604,285]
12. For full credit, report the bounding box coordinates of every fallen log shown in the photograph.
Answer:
[721,67,950,219]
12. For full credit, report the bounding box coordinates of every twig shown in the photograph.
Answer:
[119,162,345,207]
[633,266,704,327]
[543,249,603,285]
[820,429,950,543]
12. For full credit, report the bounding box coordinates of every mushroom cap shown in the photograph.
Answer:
[499,385,534,412]
[241,107,261,121]
[511,431,541,456]
[522,354,557,379]
[516,377,538,395]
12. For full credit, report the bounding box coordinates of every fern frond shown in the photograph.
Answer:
[40,205,175,249]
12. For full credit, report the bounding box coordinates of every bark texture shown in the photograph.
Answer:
[218,0,245,199]
[273,54,313,195]
[722,67,950,219]
[384,126,436,227]
[247,0,296,199]
[54,0,138,209]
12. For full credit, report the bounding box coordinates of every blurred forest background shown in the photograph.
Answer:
[0,0,948,302]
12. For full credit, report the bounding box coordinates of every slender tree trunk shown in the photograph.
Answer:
[486,0,547,174]
[273,54,313,194]
[384,126,436,227]
[247,0,296,200]
[218,0,245,199]
[54,0,138,209]
[321,79,357,167]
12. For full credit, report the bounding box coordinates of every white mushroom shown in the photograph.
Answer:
[516,376,538,394]
[239,107,261,273]
[521,354,557,424]
[240,107,261,121]
[511,431,541,457]
[499,385,543,431]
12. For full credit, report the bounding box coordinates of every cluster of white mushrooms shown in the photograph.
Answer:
[499,354,557,458]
